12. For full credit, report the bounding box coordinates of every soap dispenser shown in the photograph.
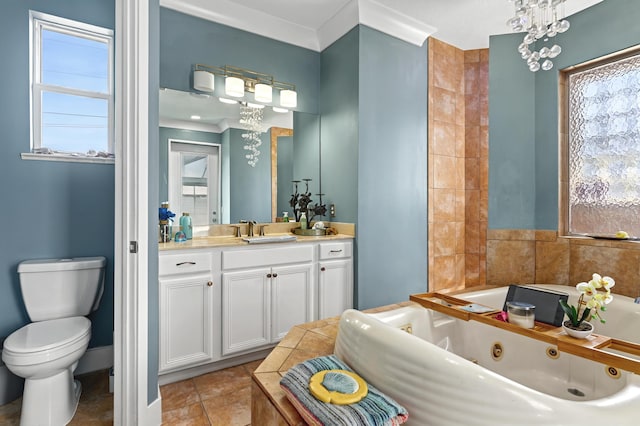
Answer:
[300,212,308,230]
[180,212,192,240]
[283,212,289,222]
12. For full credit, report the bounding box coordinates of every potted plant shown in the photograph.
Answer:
[559,273,615,338]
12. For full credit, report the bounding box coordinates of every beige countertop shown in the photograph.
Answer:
[159,222,355,251]
[159,233,354,251]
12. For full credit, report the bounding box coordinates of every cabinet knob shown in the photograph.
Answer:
[267,273,272,278]
[273,273,278,278]
[207,281,213,287]
[320,267,326,271]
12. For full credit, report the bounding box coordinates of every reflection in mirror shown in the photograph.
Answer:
[168,140,221,226]
[159,88,320,225]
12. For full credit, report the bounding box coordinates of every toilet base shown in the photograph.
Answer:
[20,368,81,426]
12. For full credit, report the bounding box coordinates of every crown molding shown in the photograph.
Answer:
[160,0,433,52]
[160,0,320,50]
[358,0,435,47]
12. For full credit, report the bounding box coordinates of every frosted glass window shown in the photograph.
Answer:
[568,51,640,236]
[30,11,113,157]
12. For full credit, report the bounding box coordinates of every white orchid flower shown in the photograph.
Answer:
[589,273,615,290]
[586,297,601,310]
[576,281,596,297]
[601,276,615,290]
[594,290,613,305]
[589,273,604,289]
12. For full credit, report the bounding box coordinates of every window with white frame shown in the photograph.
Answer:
[563,47,640,237]
[29,11,113,160]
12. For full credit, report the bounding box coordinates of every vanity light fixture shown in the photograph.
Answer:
[507,0,570,72]
[193,70,214,92]
[193,64,297,108]
[280,89,297,108]
[246,102,265,109]
[254,83,272,103]
[225,76,245,98]
[272,106,289,113]
[218,97,238,104]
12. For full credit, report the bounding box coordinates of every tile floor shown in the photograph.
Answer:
[0,359,263,425]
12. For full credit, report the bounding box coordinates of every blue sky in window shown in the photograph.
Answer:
[41,28,109,152]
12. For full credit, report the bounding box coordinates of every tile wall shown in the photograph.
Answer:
[428,38,489,292]
[487,230,640,299]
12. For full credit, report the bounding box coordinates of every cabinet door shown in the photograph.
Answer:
[221,268,271,355]
[159,274,214,373]
[271,263,314,342]
[318,259,353,319]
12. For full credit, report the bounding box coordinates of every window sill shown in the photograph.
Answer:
[21,152,115,165]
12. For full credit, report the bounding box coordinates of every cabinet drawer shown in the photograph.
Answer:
[222,245,314,270]
[159,252,211,276]
[319,242,352,260]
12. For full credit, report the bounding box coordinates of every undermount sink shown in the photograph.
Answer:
[242,235,297,244]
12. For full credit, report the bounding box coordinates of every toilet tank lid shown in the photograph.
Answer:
[17,256,106,273]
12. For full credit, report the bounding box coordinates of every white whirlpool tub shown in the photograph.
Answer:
[334,285,640,425]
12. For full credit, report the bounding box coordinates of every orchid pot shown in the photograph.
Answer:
[558,273,614,339]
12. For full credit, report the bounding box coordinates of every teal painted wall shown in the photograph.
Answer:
[0,1,115,350]
[320,28,360,224]
[357,26,428,309]
[292,113,321,220]
[159,8,320,114]
[229,129,271,223]
[489,0,640,230]
[488,33,536,229]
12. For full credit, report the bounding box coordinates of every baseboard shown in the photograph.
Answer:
[147,389,162,425]
[75,345,114,375]
[158,349,271,386]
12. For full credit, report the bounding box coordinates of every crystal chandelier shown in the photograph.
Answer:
[239,104,264,167]
[507,0,571,72]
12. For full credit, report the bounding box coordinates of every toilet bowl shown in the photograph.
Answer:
[1,257,105,426]
[3,317,91,425]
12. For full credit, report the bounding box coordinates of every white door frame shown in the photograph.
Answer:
[114,0,157,424]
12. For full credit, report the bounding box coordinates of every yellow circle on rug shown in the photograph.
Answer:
[309,369,368,405]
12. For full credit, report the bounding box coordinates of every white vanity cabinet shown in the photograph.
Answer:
[318,242,354,319]
[221,245,315,356]
[158,237,353,380]
[158,251,220,373]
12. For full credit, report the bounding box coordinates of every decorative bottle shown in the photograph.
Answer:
[300,212,308,230]
[180,212,192,240]
[283,212,289,222]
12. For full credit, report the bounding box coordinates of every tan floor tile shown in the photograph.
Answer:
[193,365,251,401]
[160,379,201,412]
[202,386,251,426]
[242,359,265,375]
[69,390,114,424]
[162,402,210,426]
[0,397,21,426]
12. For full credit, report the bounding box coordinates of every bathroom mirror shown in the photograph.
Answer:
[159,88,320,225]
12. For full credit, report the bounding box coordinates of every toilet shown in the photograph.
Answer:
[2,257,106,426]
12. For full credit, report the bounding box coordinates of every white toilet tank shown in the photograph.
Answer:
[18,257,106,322]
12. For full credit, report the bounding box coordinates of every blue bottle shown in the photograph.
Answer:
[180,212,192,240]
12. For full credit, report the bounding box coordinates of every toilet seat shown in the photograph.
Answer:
[2,317,91,366]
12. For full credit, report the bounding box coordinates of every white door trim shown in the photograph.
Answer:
[114,0,154,424]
